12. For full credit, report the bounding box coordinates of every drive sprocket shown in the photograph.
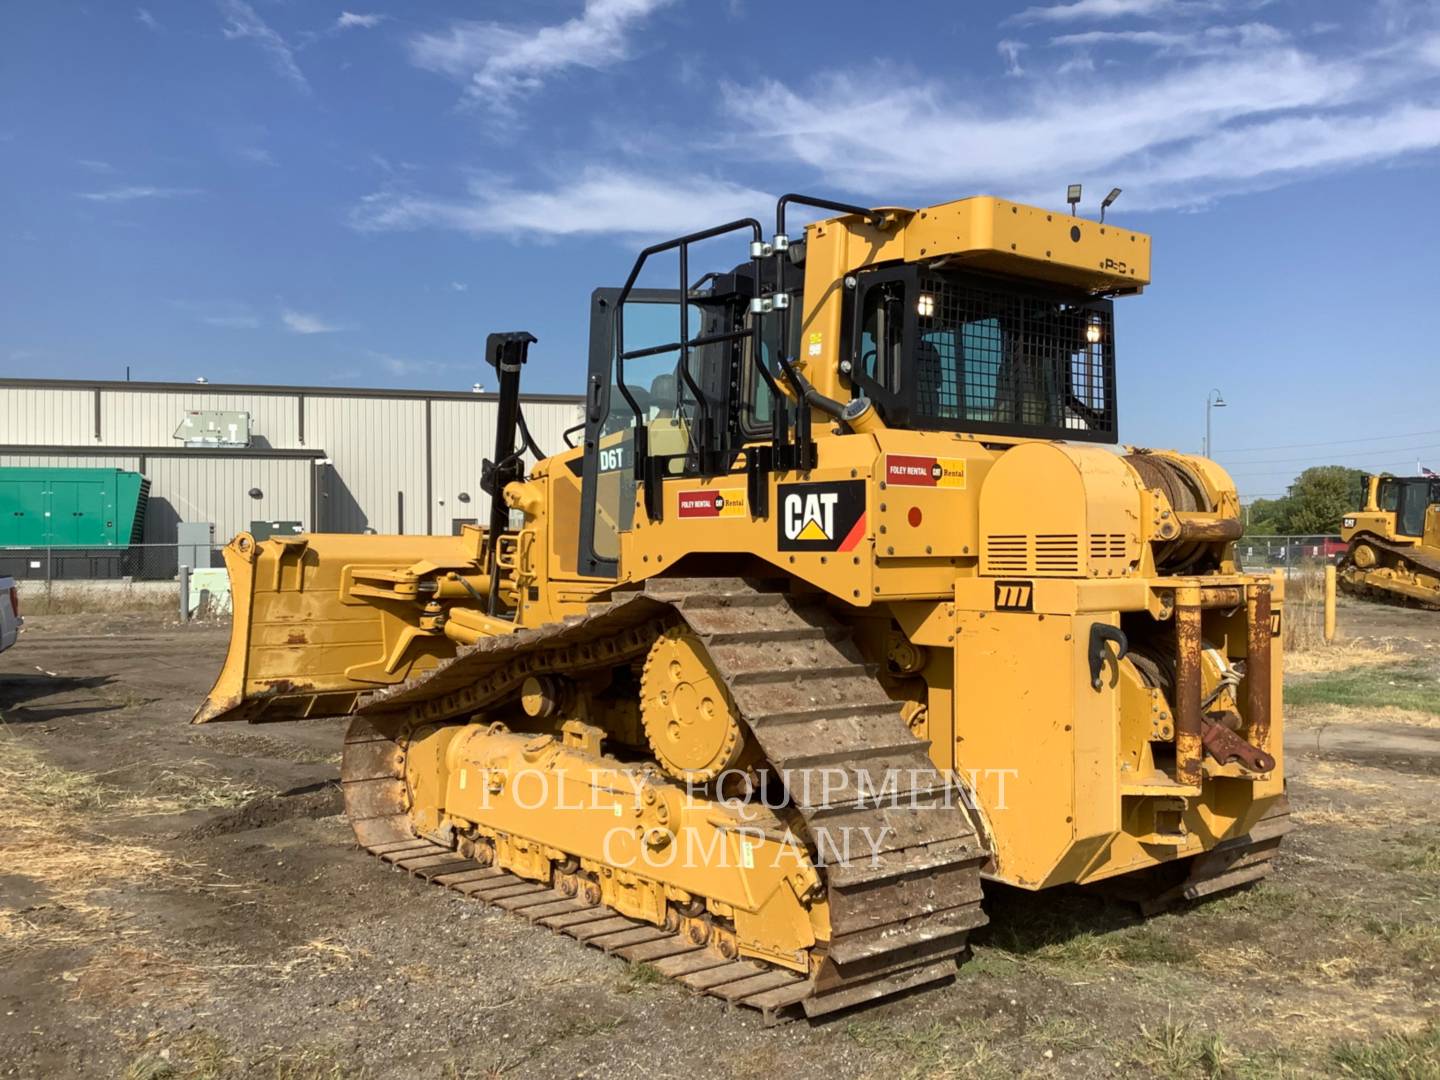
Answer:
[639,624,747,783]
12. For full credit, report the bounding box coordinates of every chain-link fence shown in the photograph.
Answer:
[0,543,225,583]
[3,544,232,620]
[1236,535,1344,574]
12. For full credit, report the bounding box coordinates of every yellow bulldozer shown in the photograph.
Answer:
[1339,473,1440,607]
[197,193,1288,1020]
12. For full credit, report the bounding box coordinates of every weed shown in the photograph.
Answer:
[1399,840,1440,878]
[619,961,664,991]
[1330,1022,1440,1079]
[177,1032,236,1080]
[257,1047,359,1080]
[1363,917,1440,966]
[121,1056,177,1080]
[963,947,1019,976]
[1134,1010,1248,1079]
[1028,1015,1093,1053]
[844,1015,1007,1080]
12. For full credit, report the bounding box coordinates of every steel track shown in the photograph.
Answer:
[1339,535,1440,610]
[341,578,988,1021]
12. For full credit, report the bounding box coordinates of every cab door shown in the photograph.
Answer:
[577,287,699,578]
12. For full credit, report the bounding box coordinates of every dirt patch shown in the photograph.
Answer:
[2,606,1438,1078]
[186,782,344,839]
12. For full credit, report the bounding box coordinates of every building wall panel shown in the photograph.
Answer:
[0,453,144,471]
[429,400,582,533]
[100,390,302,449]
[140,456,314,543]
[3,383,585,540]
[430,399,497,533]
[306,395,425,533]
[1,388,94,444]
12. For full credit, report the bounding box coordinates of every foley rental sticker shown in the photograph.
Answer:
[677,488,747,519]
[884,454,967,489]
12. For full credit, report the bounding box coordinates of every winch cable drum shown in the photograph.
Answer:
[1124,452,1235,572]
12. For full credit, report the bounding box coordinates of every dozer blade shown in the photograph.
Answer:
[194,531,479,724]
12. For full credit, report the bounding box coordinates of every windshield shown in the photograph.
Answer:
[855,269,1118,442]
[1393,478,1440,537]
[915,272,1115,436]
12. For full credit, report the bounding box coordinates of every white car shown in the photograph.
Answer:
[0,577,20,653]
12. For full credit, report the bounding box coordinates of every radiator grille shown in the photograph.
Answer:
[983,533,1083,576]
[1034,534,1081,574]
[1089,532,1127,561]
[984,535,1029,573]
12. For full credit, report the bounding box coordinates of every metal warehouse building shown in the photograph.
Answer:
[0,378,584,545]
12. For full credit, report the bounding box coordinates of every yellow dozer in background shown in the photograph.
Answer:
[1339,474,1440,608]
[197,194,1288,1020]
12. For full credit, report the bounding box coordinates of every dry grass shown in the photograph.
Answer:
[1289,702,1440,730]
[1289,759,1440,832]
[0,734,259,817]
[0,775,181,954]
[68,944,208,1006]
[0,734,221,958]
[1293,758,1407,796]
[20,584,180,616]
[274,937,364,979]
[1283,570,1327,655]
[1286,640,1400,675]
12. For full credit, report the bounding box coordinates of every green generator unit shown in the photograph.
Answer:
[0,467,150,547]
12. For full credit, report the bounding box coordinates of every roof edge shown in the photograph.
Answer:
[0,377,584,405]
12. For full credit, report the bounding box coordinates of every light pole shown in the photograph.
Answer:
[1205,388,1227,458]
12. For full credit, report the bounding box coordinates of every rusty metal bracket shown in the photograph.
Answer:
[1201,714,1275,773]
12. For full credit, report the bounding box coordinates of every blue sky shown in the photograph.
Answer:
[3,0,1439,501]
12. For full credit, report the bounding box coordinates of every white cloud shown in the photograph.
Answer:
[1126,104,1440,199]
[78,159,115,173]
[219,0,310,92]
[1421,32,1440,67]
[409,0,674,113]
[721,31,1440,212]
[1016,0,1208,22]
[997,39,1028,76]
[203,314,260,329]
[336,12,387,31]
[350,167,771,238]
[449,281,469,292]
[237,145,277,166]
[281,310,341,334]
[136,7,161,31]
[368,351,456,377]
[77,186,200,202]
[1050,23,1288,53]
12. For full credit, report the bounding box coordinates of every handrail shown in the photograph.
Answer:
[612,218,765,499]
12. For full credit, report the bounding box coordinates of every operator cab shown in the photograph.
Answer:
[1377,476,1440,537]
[846,267,1115,440]
[574,195,1144,578]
